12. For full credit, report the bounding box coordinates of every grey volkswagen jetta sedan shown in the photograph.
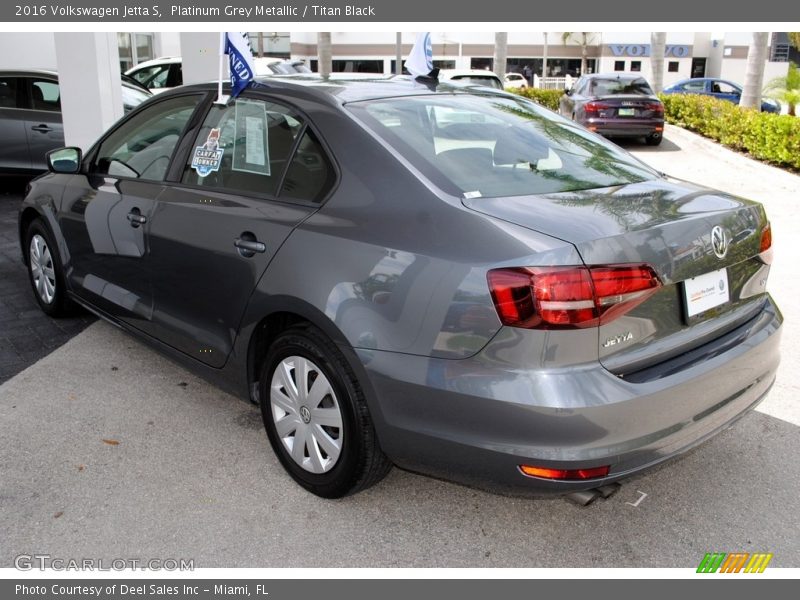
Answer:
[19,75,781,499]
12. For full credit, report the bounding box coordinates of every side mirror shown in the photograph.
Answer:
[46,147,82,174]
[564,88,573,96]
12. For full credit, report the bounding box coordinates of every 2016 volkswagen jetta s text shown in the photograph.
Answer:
[19,75,781,498]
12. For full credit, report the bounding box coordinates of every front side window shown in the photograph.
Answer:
[94,94,200,181]
[349,94,656,199]
[131,64,171,89]
[28,79,60,111]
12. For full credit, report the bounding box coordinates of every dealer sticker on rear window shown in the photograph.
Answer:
[190,128,224,177]
[683,268,730,318]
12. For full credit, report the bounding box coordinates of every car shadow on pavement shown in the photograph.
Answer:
[0,182,95,384]
[615,136,682,153]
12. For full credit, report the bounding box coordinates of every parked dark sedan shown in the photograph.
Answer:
[663,78,781,113]
[0,69,151,175]
[560,73,665,145]
[19,76,780,500]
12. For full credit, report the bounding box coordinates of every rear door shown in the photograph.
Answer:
[20,76,64,172]
[144,93,336,367]
[0,76,31,172]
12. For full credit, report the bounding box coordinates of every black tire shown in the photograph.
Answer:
[645,133,663,146]
[24,218,75,317]
[259,325,392,498]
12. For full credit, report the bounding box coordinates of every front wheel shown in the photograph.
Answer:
[259,325,391,498]
[24,218,74,317]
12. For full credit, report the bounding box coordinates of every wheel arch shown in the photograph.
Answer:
[241,297,384,425]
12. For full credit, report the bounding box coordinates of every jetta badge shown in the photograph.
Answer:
[711,226,728,259]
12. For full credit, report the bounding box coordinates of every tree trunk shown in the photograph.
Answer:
[318,32,332,78]
[650,32,666,93]
[740,32,769,109]
[493,32,508,80]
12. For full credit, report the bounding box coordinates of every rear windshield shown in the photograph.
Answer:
[348,94,657,199]
[588,77,654,96]
[450,75,503,89]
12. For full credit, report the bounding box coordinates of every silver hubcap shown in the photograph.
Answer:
[270,356,343,474]
[29,234,56,305]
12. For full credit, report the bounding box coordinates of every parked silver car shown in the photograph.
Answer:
[0,69,151,175]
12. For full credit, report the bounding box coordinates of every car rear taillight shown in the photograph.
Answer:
[759,222,773,264]
[584,101,611,114]
[645,102,664,114]
[487,264,661,329]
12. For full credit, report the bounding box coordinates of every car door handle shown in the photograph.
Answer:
[126,211,147,227]
[31,124,53,133]
[234,237,266,257]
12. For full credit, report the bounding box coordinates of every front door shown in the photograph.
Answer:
[58,93,203,326]
[21,76,64,171]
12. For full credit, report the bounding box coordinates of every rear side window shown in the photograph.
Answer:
[181,96,335,203]
[0,77,19,108]
[93,94,200,181]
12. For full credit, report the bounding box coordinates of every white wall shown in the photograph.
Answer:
[179,32,224,85]
[720,60,789,85]
[154,32,181,58]
[0,32,57,70]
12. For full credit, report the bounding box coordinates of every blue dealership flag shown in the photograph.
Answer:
[406,32,435,78]
[219,32,255,101]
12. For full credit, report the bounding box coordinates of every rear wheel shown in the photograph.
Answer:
[24,219,74,317]
[259,325,391,498]
[645,133,663,146]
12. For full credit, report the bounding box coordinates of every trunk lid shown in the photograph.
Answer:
[464,178,771,374]
[591,95,662,119]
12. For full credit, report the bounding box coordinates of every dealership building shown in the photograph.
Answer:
[0,31,793,87]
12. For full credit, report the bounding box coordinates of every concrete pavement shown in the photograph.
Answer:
[0,125,798,568]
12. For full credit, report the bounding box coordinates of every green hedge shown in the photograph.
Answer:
[658,93,800,170]
[507,87,562,111]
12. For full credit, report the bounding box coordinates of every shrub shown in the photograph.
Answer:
[658,93,800,170]
[508,87,562,112]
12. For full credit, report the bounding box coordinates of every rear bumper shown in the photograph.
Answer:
[587,118,663,137]
[361,296,782,495]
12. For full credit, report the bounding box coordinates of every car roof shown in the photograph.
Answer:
[582,73,648,80]
[439,69,502,79]
[127,56,182,70]
[0,69,58,78]
[173,73,516,105]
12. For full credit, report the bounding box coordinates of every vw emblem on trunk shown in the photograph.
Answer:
[711,226,728,259]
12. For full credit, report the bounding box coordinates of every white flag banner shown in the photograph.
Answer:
[406,32,433,78]
[221,32,256,98]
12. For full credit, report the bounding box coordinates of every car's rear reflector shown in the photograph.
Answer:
[519,464,610,480]
[487,264,661,329]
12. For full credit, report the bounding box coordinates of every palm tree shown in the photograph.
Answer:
[493,32,508,80]
[561,32,596,75]
[740,32,769,110]
[764,62,800,115]
[650,32,666,93]
[317,32,332,78]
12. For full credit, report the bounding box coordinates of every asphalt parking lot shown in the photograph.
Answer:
[0,125,798,568]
